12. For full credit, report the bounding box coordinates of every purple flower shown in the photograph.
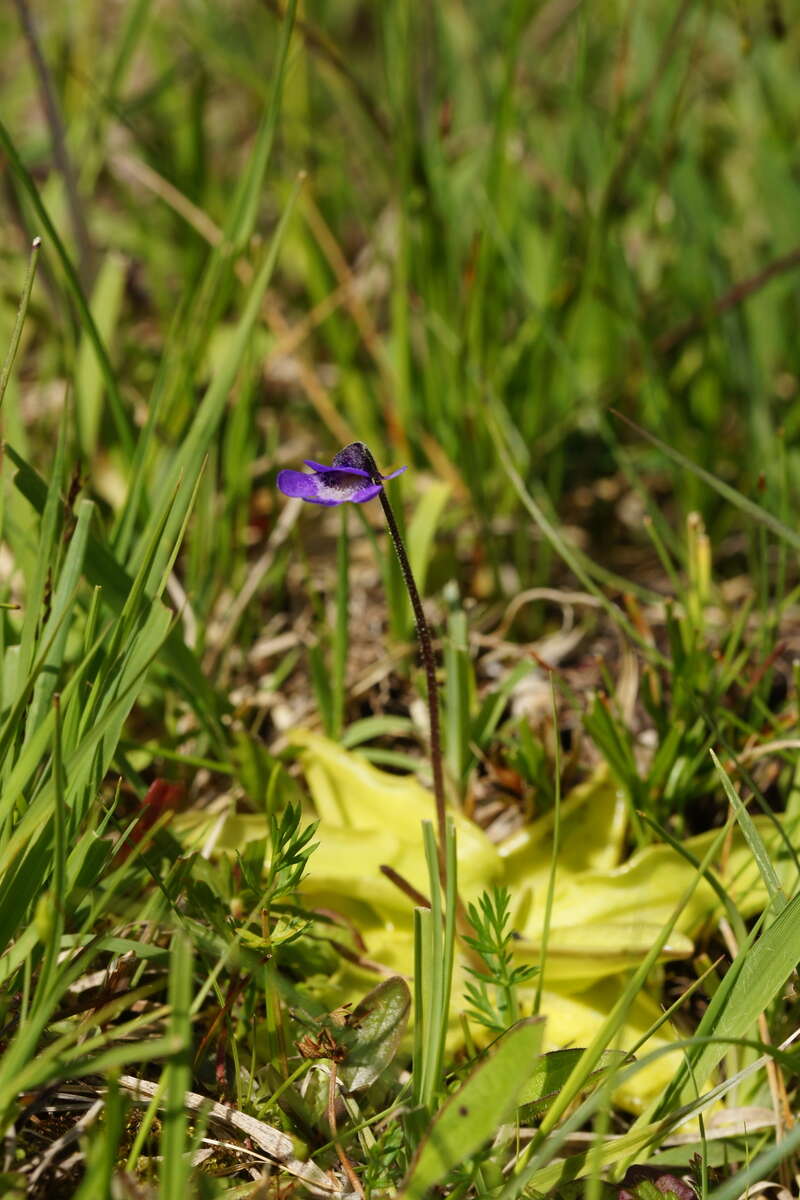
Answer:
[277,442,406,507]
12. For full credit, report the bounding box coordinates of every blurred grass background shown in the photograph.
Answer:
[2,0,799,619]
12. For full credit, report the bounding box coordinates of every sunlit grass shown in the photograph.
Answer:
[0,1,799,1196]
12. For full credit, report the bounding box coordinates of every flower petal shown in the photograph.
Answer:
[303,460,370,477]
[277,468,383,506]
[276,469,337,504]
[380,466,407,482]
[344,482,383,503]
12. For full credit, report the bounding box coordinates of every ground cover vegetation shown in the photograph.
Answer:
[1,0,799,1195]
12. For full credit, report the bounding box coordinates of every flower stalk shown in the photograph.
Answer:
[376,486,447,872]
[277,441,447,873]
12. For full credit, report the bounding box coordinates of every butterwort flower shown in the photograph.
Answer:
[277,436,447,868]
[276,441,406,506]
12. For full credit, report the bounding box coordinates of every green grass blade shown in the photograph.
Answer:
[75,254,127,458]
[72,1076,126,1200]
[159,931,194,1199]
[421,821,444,1111]
[0,604,172,886]
[406,479,450,597]
[36,694,66,998]
[443,581,472,789]
[706,1118,800,1200]
[438,820,457,1089]
[612,408,800,556]
[25,497,94,733]
[15,411,67,693]
[710,748,786,913]
[0,121,134,457]
[225,0,297,247]
[132,173,305,590]
[400,1018,543,1200]
[486,404,666,662]
[653,889,800,1116]
[5,442,219,718]
[528,819,734,1151]
[0,236,41,409]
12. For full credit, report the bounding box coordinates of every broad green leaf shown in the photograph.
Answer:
[653,890,800,1116]
[499,765,628,876]
[290,730,501,894]
[176,734,798,1110]
[516,1048,629,1116]
[339,976,411,1092]
[512,923,694,985]
[399,1018,543,1199]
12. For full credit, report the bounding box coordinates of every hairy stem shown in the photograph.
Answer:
[377,489,447,872]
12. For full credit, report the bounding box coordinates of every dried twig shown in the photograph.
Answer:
[12,0,94,289]
[655,245,800,355]
[109,152,356,447]
[327,1061,364,1199]
[379,864,431,909]
[26,1098,103,1185]
[119,1074,354,1197]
